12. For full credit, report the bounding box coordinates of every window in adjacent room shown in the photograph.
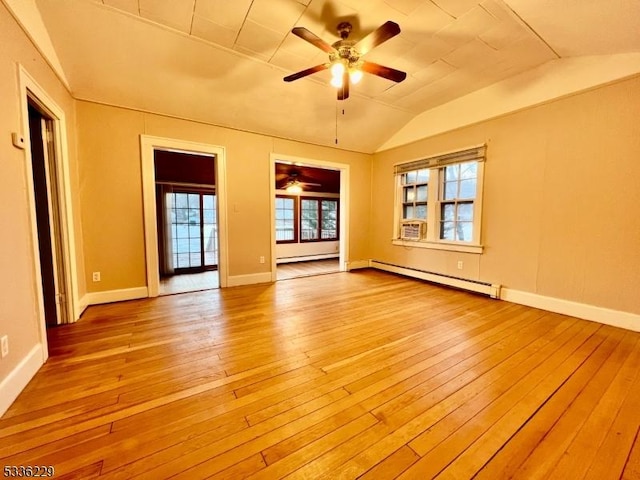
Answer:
[394,145,485,253]
[275,195,297,243]
[301,197,339,242]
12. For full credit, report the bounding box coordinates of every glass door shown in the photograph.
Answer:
[170,191,217,272]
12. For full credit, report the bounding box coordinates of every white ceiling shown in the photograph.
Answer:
[30,0,640,153]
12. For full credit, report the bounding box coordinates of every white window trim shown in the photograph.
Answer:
[392,146,485,254]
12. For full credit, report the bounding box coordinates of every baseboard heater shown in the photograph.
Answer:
[370,260,501,299]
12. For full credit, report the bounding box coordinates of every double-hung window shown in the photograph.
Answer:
[394,145,486,253]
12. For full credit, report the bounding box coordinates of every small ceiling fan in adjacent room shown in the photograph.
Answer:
[277,170,322,193]
[283,21,407,100]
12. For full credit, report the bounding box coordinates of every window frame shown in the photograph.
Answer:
[299,196,340,243]
[393,146,485,254]
[275,194,298,244]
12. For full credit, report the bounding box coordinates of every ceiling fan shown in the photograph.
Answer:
[277,170,322,192]
[283,20,407,100]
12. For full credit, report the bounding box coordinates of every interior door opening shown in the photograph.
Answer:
[274,161,342,281]
[27,99,69,326]
[154,149,219,295]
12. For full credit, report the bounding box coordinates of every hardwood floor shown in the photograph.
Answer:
[277,258,340,281]
[2,269,639,479]
[159,271,219,295]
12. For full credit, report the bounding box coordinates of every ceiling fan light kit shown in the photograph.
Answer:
[284,20,407,101]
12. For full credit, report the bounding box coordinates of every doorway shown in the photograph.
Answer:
[140,136,228,297]
[271,155,350,282]
[27,99,69,326]
[154,150,218,295]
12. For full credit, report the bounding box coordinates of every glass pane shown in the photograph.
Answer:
[459,179,476,199]
[188,193,200,208]
[189,238,201,252]
[456,222,473,241]
[442,203,455,221]
[416,169,429,183]
[203,209,214,223]
[284,209,293,219]
[176,238,189,252]
[275,197,283,208]
[404,187,415,202]
[175,193,188,209]
[404,171,416,184]
[415,204,427,219]
[443,181,457,200]
[177,253,190,268]
[416,185,427,202]
[440,221,455,240]
[189,253,201,267]
[189,225,200,237]
[175,208,189,223]
[457,203,474,221]
[322,200,337,211]
[460,162,477,179]
[203,195,214,209]
[176,224,189,238]
[403,205,414,219]
[445,165,459,181]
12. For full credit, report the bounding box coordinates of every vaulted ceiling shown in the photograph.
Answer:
[24,0,640,152]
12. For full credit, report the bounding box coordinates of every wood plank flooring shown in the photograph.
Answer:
[277,259,340,281]
[1,269,640,479]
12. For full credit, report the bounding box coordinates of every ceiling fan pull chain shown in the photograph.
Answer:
[335,100,339,144]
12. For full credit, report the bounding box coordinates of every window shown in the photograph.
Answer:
[394,145,485,253]
[301,198,339,242]
[169,190,217,271]
[275,195,297,243]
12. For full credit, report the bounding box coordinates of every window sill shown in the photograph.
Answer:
[392,239,483,254]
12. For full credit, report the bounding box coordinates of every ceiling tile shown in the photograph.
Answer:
[401,1,453,42]
[248,0,306,35]
[270,48,312,72]
[383,0,427,15]
[443,38,500,69]
[235,19,285,60]
[479,19,527,50]
[103,0,139,16]
[191,15,238,48]
[413,59,456,83]
[403,35,456,65]
[435,5,500,48]
[431,0,480,18]
[194,0,252,30]
[139,0,195,33]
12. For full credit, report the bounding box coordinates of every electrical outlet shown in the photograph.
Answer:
[259,256,265,264]
[457,261,464,270]
[1,335,8,358]
[92,271,101,282]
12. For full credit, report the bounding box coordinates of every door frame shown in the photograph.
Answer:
[269,153,350,281]
[18,65,80,357]
[140,135,228,296]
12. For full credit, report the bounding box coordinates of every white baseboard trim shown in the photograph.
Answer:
[0,344,44,416]
[371,260,501,298]
[84,286,149,306]
[277,254,339,264]
[227,272,273,287]
[500,288,640,332]
[77,294,90,318]
[346,260,371,271]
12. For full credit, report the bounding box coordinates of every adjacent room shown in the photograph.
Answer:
[1,0,639,478]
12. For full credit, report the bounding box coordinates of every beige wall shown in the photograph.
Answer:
[0,3,82,381]
[76,101,372,291]
[372,76,640,316]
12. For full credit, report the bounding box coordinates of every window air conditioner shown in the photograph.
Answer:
[400,220,426,241]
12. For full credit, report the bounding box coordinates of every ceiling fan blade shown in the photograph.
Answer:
[360,61,407,83]
[337,68,349,100]
[354,21,401,56]
[283,64,329,82]
[292,27,336,54]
